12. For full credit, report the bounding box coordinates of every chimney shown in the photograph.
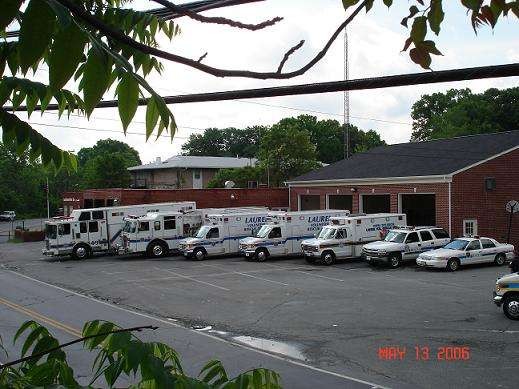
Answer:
[156,157,161,163]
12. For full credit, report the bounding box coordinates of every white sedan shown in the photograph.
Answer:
[416,237,515,271]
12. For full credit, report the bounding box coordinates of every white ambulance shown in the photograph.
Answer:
[239,210,350,261]
[118,207,267,258]
[301,213,406,265]
[179,210,270,260]
[42,202,196,259]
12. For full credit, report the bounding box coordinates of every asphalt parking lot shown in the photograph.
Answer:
[1,241,518,389]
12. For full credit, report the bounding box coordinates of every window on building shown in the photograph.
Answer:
[248,181,258,189]
[432,228,449,239]
[58,224,70,236]
[485,177,496,191]
[405,232,420,243]
[80,222,87,233]
[79,212,90,221]
[88,221,98,233]
[154,221,161,231]
[481,239,496,249]
[92,210,104,220]
[463,219,478,237]
[139,222,150,232]
[466,240,481,251]
[164,216,176,230]
[419,230,434,241]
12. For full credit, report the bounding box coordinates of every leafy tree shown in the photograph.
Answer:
[77,139,141,189]
[411,87,519,141]
[343,1,519,69]
[207,166,265,188]
[182,127,264,158]
[273,115,385,164]
[259,121,321,187]
[0,320,282,388]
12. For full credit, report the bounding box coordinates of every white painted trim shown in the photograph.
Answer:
[288,175,452,187]
[463,219,478,237]
[448,182,452,236]
[288,185,291,210]
[450,145,519,176]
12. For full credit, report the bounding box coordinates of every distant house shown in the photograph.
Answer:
[128,155,256,189]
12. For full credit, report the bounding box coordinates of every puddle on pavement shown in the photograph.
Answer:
[233,335,306,360]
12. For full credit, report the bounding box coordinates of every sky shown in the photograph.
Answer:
[9,0,519,164]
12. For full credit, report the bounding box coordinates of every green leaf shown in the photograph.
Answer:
[411,16,427,43]
[421,40,443,56]
[83,48,111,117]
[145,97,159,140]
[49,22,87,91]
[0,0,22,31]
[342,0,360,10]
[410,46,432,69]
[116,73,139,132]
[383,0,393,7]
[18,0,56,73]
[428,0,445,35]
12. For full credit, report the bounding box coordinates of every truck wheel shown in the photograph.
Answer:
[388,253,401,269]
[321,251,335,266]
[503,295,519,320]
[494,253,506,266]
[147,241,167,258]
[255,248,269,262]
[72,244,90,260]
[447,258,460,272]
[305,255,316,264]
[193,248,206,261]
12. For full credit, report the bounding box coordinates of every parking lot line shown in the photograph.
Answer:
[194,262,290,286]
[156,267,230,291]
[261,263,347,283]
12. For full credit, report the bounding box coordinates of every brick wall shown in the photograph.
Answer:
[289,183,450,232]
[63,188,288,211]
[451,149,519,247]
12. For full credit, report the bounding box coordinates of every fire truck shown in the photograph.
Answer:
[42,202,195,259]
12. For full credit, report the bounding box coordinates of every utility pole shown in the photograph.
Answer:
[46,177,50,219]
[343,28,350,159]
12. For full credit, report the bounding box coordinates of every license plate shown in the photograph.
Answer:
[245,252,250,257]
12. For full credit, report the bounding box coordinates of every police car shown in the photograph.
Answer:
[363,226,451,268]
[416,237,515,271]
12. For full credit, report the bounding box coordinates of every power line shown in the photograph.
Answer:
[11,63,519,112]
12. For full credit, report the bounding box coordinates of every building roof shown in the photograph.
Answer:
[289,131,519,183]
[128,155,256,171]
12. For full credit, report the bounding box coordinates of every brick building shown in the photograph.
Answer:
[128,155,256,189]
[287,131,519,247]
[62,188,288,216]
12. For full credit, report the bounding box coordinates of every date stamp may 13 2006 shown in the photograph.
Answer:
[377,346,471,361]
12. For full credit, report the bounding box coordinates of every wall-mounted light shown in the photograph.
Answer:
[350,187,357,193]
[371,188,375,193]
[336,189,340,194]
[230,194,236,200]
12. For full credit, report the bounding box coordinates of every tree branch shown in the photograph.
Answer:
[151,0,283,30]
[0,325,158,369]
[56,0,368,79]
[277,40,305,73]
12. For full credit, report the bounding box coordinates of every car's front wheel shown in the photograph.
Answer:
[388,253,401,269]
[321,251,335,266]
[503,295,519,320]
[447,258,460,272]
[494,253,506,266]
[255,248,269,262]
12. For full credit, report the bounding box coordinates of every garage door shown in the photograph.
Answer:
[328,195,353,211]
[362,195,390,214]
[401,194,436,226]
[299,195,320,211]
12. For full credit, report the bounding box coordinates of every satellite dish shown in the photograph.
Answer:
[224,180,235,189]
